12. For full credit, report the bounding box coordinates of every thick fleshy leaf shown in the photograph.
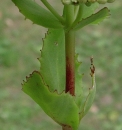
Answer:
[79,72,96,120]
[12,0,63,28]
[66,3,99,31]
[73,7,110,30]
[22,71,79,130]
[74,54,84,109]
[39,29,65,93]
[81,3,99,19]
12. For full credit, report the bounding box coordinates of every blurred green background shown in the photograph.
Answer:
[0,0,122,130]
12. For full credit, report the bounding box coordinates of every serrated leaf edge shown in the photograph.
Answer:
[73,7,110,30]
[22,71,66,95]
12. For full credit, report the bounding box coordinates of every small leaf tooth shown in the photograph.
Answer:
[40,29,50,64]
[42,38,44,42]
[22,80,25,85]
[37,57,40,61]
[53,89,65,95]
[38,58,41,62]
[53,89,58,94]
[76,53,82,65]
[18,8,20,11]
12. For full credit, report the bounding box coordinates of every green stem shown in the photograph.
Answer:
[65,31,75,96]
[74,5,79,20]
[65,5,75,96]
[40,0,65,24]
[67,4,84,31]
[73,4,84,25]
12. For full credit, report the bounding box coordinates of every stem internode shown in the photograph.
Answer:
[65,5,75,96]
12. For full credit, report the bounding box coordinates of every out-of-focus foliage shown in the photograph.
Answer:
[0,0,121,130]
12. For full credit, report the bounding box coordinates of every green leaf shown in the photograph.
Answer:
[73,7,110,30]
[74,54,84,109]
[79,72,96,120]
[22,71,79,130]
[12,0,63,28]
[39,29,65,93]
[74,56,96,120]
[82,3,99,19]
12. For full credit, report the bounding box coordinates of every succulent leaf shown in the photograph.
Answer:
[39,29,65,93]
[12,0,63,28]
[73,7,110,30]
[79,67,96,119]
[22,71,79,130]
[74,54,84,109]
[81,3,99,19]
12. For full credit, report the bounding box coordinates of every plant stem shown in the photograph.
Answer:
[40,0,65,24]
[67,4,84,32]
[65,5,75,96]
[65,31,75,96]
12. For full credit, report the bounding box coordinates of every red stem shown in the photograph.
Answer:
[65,31,75,96]
[66,57,75,96]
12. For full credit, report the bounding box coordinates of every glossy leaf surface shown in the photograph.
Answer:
[73,7,110,30]
[22,71,79,130]
[74,54,83,109]
[39,29,65,93]
[81,3,99,19]
[12,0,63,28]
